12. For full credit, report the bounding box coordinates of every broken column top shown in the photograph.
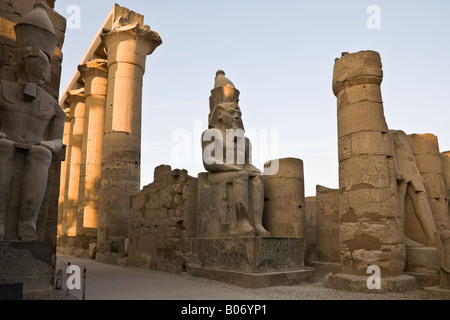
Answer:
[332,50,383,96]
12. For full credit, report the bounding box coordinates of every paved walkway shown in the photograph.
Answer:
[55,255,264,300]
[54,255,450,301]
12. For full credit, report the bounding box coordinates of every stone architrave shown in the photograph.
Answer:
[325,51,417,293]
[96,19,162,264]
[61,88,85,241]
[263,157,305,238]
[77,59,108,235]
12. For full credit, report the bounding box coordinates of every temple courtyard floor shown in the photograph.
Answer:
[52,255,450,301]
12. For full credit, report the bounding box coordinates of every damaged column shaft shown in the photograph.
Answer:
[333,51,404,277]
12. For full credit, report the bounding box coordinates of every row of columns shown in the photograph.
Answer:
[58,22,162,263]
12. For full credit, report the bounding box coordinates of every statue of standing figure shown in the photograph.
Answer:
[201,70,269,237]
[390,130,437,247]
[0,2,65,241]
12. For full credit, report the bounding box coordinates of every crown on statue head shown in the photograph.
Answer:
[209,70,240,113]
[14,1,58,61]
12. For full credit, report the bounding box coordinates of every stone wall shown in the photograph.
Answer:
[128,165,197,273]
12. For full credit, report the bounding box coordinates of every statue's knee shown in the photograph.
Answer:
[27,146,52,165]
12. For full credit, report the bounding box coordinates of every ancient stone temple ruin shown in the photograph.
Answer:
[60,47,450,294]
[321,51,450,293]
[0,0,66,299]
[1,2,449,300]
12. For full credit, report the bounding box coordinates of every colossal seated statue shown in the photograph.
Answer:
[0,2,65,241]
[198,70,269,238]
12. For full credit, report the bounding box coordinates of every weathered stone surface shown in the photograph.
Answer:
[315,186,340,264]
[128,165,197,273]
[96,18,162,264]
[408,134,449,231]
[189,237,304,273]
[263,158,305,239]
[0,2,65,242]
[304,196,317,266]
[332,51,407,286]
[391,130,437,247]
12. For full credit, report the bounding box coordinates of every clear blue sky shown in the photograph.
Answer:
[55,0,450,196]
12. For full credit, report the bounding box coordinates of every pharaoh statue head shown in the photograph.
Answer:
[11,1,58,87]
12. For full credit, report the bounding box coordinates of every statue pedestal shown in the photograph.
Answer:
[187,237,314,288]
[404,247,440,288]
[0,241,54,300]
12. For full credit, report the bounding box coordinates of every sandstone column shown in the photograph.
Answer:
[57,106,71,239]
[325,51,417,292]
[263,158,305,238]
[61,88,85,243]
[408,134,449,230]
[96,22,162,264]
[77,59,108,235]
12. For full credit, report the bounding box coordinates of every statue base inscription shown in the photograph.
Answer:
[0,241,53,300]
[188,237,314,288]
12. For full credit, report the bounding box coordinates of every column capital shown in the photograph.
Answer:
[66,88,85,104]
[78,59,108,97]
[78,59,108,80]
[66,88,85,119]
[101,19,162,70]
